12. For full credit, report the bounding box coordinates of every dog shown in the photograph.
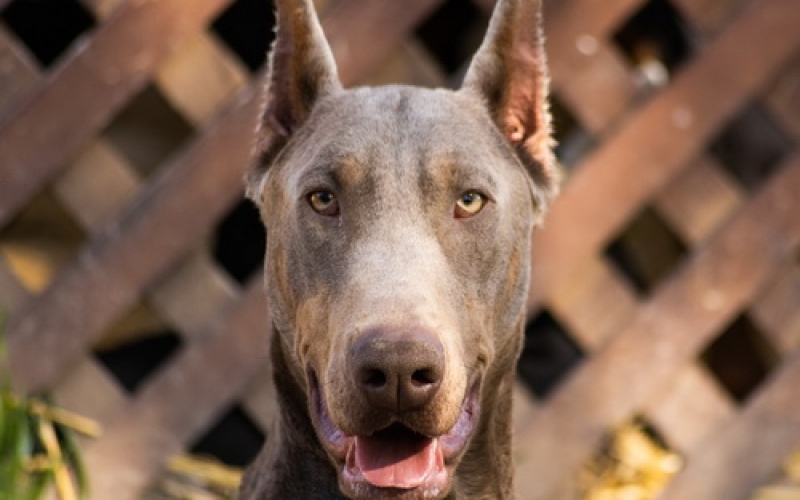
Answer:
[240,0,558,498]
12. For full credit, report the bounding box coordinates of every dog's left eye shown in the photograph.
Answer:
[308,190,340,217]
[455,191,487,218]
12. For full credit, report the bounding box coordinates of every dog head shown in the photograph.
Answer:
[246,1,557,498]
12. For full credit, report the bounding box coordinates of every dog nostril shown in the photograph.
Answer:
[411,368,438,387]
[360,368,387,389]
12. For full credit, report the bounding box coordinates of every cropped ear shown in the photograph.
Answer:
[247,0,341,199]
[461,0,559,211]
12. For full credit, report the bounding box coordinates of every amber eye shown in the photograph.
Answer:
[308,190,340,216]
[455,191,487,218]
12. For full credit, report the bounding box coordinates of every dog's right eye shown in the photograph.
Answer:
[308,190,340,217]
[455,191,487,219]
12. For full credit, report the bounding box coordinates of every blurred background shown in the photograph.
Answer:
[0,0,799,498]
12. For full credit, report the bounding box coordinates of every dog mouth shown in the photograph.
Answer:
[309,373,481,498]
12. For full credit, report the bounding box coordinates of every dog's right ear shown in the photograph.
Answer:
[247,0,341,199]
[461,0,559,213]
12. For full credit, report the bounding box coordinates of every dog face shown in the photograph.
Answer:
[247,1,557,498]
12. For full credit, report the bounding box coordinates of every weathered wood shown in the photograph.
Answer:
[672,0,750,35]
[515,152,800,499]
[0,0,233,227]
[154,32,248,125]
[51,357,128,426]
[322,0,444,87]
[764,53,800,139]
[547,256,638,349]
[653,156,744,246]
[528,0,800,310]
[148,251,238,338]
[0,26,40,121]
[240,365,279,432]
[6,84,258,393]
[364,40,446,88]
[52,139,141,230]
[554,42,637,134]
[657,344,800,500]
[751,262,800,354]
[0,259,27,312]
[82,281,269,500]
[80,0,127,20]
[644,363,735,454]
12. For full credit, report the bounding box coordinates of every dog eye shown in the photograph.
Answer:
[455,191,487,218]
[308,190,340,216]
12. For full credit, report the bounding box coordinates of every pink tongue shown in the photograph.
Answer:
[354,430,439,489]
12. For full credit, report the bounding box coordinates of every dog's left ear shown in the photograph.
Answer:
[247,0,341,199]
[461,0,559,212]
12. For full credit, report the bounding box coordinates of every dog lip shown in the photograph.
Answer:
[309,369,352,457]
[310,372,481,465]
[438,378,480,457]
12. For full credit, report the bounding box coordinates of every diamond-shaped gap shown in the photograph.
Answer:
[415,0,488,77]
[0,190,85,293]
[613,0,695,88]
[604,205,688,296]
[516,310,584,399]
[701,314,780,403]
[93,302,181,394]
[582,416,682,497]
[1,0,95,68]
[102,84,194,178]
[211,0,275,73]
[551,94,596,170]
[709,102,793,192]
[190,404,265,467]
[213,199,265,285]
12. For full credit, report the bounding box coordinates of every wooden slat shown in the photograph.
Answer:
[0,0,232,227]
[148,251,238,337]
[4,0,458,395]
[154,32,248,125]
[554,42,637,134]
[363,40,446,88]
[0,26,40,120]
[528,0,800,311]
[514,152,800,499]
[512,382,540,435]
[0,258,27,312]
[544,0,642,59]
[764,53,800,139]
[548,256,639,349]
[658,344,800,499]
[52,139,141,230]
[751,262,800,354]
[653,156,744,246]
[240,365,279,432]
[672,0,750,35]
[80,0,127,19]
[82,281,269,500]
[51,357,128,425]
[321,0,444,87]
[644,363,735,454]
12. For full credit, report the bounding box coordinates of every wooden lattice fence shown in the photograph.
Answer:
[1,0,799,499]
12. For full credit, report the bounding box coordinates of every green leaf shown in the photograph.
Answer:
[60,423,89,499]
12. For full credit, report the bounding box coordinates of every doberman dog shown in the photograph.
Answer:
[240,0,558,498]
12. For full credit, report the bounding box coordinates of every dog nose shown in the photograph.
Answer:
[350,329,444,413]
